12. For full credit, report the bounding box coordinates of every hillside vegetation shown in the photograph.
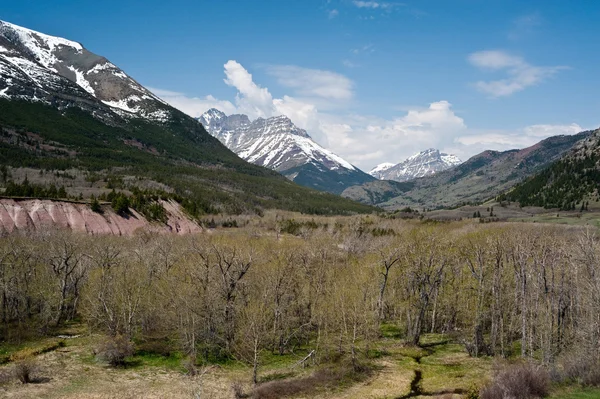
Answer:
[500,129,600,209]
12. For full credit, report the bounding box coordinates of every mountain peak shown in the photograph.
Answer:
[197,110,375,193]
[204,108,226,117]
[370,148,462,181]
[0,19,169,121]
[0,20,83,55]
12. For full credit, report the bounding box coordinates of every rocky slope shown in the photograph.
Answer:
[0,198,201,235]
[343,132,592,209]
[198,108,374,194]
[369,148,461,181]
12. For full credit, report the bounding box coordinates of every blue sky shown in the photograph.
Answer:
[3,0,600,169]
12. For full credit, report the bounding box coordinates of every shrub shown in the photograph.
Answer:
[557,351,600,386]
[90,196,103,214]
[231,381,245,398]
[480,363,549,399]
[95,335,135,367]
[182,356,197,376]
[13,358,37,384]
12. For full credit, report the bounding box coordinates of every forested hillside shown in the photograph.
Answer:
[500,129,600,209]
[0,100,376,215]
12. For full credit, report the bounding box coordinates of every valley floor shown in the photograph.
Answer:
[1,328,597,399]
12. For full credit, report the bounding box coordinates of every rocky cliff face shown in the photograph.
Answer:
[0,199,201,235]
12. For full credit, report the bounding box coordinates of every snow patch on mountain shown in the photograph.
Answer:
[1,20,83,72]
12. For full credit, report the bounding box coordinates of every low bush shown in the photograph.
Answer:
[182,356,197,376]
[251,361,372,399]
[556,351,600,387]
[13,357,37,384]
[480,362,549,399]
[95,335,135,367]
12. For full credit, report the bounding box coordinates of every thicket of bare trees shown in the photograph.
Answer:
[0,218,599,378]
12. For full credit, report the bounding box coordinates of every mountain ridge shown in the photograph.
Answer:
[0,20,169,121]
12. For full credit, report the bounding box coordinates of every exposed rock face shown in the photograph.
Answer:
[198,108,374,194]
[0,199,201,235]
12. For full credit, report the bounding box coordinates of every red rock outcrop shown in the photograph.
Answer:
[0,199,202,235]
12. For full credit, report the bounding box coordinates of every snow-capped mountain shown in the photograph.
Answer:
[370,148,462,182]
[0,20,169,121]
[198,109,374,194]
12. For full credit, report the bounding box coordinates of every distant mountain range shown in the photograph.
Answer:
[343,132,592,209]
[0,20,375,216]
[369,148,462,181]
[198,109,374,194]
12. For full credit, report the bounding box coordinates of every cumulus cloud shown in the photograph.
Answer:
[152,61,585,172]
[223,60,275,118]
[452,123,584,159]
[265,65,354,101]
[148,88,236,117]
[328,9,339,19]
[468,50,566,97]
[320,101,467,167]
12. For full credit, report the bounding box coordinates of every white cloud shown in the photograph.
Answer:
[353,1,398,9]
[509,13,542,40]
[265,65,354,100]
[468,50,566,97]
[223,60,275,118]
[152,61,328,143]
[328,9,339,19]
[351,44,375,55]
[452,123,584,159]
[152,61,585,172]
[523,123,582,137]
[148,88,236,117]
[320,101,467,167]
[353,1,381,8]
